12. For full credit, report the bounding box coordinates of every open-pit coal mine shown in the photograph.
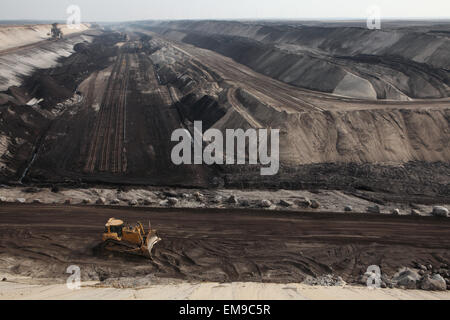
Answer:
[0,20,449,293]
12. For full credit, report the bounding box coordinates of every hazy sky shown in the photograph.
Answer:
[1,0,449,21]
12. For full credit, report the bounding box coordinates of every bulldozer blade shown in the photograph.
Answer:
[146,234,161,257]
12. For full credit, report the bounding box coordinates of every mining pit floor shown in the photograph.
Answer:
[0,203,448,288]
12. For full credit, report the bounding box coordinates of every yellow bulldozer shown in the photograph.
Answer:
[99,218,161,258]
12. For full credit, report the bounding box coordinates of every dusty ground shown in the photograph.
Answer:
[1,278,449,300]
[0,204,448,286]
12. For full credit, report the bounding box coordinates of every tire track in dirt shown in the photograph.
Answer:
[84,47,130,174]
[84,53,123,173]
[100,53,126,172]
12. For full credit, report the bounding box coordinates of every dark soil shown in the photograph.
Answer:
[0,204,448,284]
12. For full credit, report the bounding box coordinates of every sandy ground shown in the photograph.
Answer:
[0,277,448,300]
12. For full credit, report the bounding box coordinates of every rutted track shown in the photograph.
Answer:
[84,50,130,174]
[0,204,448,283]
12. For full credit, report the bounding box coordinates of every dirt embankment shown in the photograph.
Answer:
[229,88,450,165]
[0,25,94,92]
[0,31,125,182]
[0,24,91,52]
[142,33,449,169]
[132,33,450,197]
[0,105,50,182]
[21,39,215,187]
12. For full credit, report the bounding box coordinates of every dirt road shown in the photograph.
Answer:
[0,204,448,284]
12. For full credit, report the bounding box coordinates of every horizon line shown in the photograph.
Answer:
[1,17,450,24]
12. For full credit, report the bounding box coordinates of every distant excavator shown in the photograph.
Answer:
[49,23,63,40]
[98,218,161,258]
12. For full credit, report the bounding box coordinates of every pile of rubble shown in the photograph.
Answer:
[359,264,449,291]
[0,186,448,218]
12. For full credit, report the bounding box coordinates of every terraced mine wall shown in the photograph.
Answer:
[0,24,92,91]
[210,89,450,198]
[144,21,450,100]
[141,30,450,198]
[0,23,90,52]
[233,89,450,165]
[0,31,123,183]
[0,28,448,201]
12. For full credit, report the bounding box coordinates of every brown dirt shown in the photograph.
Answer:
[0,204,448,284]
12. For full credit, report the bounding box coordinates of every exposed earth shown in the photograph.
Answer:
[0,204,449,287]
[0,21,448,195]
[0,20,449,297]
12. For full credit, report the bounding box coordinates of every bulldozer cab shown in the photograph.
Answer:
[104,218,124,240]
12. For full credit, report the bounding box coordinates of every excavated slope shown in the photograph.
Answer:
[143,20,450,100]
[0,24,92,91]
[0,24,90,52]
[143,31,450,169]
[226,89,450,165]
